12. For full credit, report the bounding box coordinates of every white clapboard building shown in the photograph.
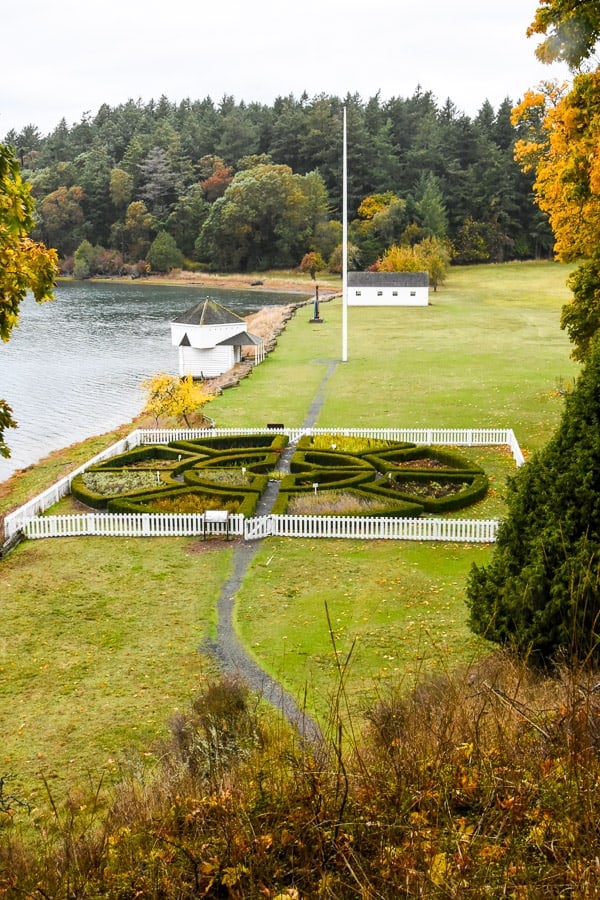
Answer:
[347,271,429,306]
[170,298,264,378]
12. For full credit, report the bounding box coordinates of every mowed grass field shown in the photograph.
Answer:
[213,261,577,449]
[0,261,578,804]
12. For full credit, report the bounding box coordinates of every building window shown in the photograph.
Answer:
[392,291,398,296]
[377,290,383,296]
[355,290,361,296]
[410,291,416,296]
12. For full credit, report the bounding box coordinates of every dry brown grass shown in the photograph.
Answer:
[287,489,399,515]
[146,268,340,295]
[244,304,297,341]
[4,655,600,897]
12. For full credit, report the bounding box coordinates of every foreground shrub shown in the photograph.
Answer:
[467,335,600,667]
[5,658,600,896]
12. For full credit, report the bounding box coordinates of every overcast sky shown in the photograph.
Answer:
[2,0,569,138]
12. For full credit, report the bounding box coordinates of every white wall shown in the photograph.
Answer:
[178,346,236,378]
[347,285,429,306]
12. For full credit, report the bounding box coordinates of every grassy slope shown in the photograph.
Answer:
[0,538,232,802]
[325,261,576,447]
[0,261,577,801]
[234,538,491,723]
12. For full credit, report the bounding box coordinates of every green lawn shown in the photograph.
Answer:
[0,261,579,804]
[234,537,491,724]
[0,538,231,803]
[211,261,577,452]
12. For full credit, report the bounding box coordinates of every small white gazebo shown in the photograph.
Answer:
[170,298,264,378]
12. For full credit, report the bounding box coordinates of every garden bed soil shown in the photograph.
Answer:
[392,479,467,498]
[393,457,452,469]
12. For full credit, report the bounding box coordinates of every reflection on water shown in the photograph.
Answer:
[0,280,302,483]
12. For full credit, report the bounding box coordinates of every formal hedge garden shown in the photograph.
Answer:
[69,433,488,518]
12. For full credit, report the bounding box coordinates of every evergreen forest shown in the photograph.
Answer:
[2,91,549,277]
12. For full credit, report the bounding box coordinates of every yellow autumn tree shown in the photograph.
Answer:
[526,0,600,68]
[511,2,600,361]
[142,373,213,427]
[298,251,325,280]
[512,76,600,264]
[375,236,451,291]
[1,144,58,457]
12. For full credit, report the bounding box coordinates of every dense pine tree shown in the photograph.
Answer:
[4,91,549,273]
[467,336,600,667]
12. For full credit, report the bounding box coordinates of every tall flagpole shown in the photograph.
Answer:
[342,106,348,362]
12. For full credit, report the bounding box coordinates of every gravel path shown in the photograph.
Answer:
[205,358,339,744]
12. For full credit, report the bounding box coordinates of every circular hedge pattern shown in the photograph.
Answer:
[71,434,488,517]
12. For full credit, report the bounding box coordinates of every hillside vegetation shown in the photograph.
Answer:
[4,91,546,279]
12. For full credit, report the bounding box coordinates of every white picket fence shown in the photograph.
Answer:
[4,425,523,544]
[3,433,137,540]
[262,514,498,543]
[23,511,244,540]
[136,425,525,466]
[22,511,498,543]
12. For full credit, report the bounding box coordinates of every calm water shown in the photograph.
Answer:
[0,281,302,483]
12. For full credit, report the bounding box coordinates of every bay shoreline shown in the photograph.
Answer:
[0,273,340,512]
[116,269,340,295]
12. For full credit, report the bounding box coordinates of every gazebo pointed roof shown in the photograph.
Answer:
[171,297,245,327]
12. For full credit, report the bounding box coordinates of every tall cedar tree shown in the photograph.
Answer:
[467,336,600,667]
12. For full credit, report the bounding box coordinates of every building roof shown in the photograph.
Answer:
[347,271,429,288]
[171,297,245,327]
[217,331,262,347]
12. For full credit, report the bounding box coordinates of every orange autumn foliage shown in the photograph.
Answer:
[512,74,600,262]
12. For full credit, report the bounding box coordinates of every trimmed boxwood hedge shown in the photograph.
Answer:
[189,451,281,473]
[70,471,171,510]
[68,436,489,521]
[295,435,411,456]
[91,446,199,469]
[279,442,489,516]
[365,445,485,474]
[107,486,258,517]
[361,472,489,513]
[183,468,269,495]
[168,434,288,455]
[278,469,372,491]
[290,451,374,472]
[70,437,282,514]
